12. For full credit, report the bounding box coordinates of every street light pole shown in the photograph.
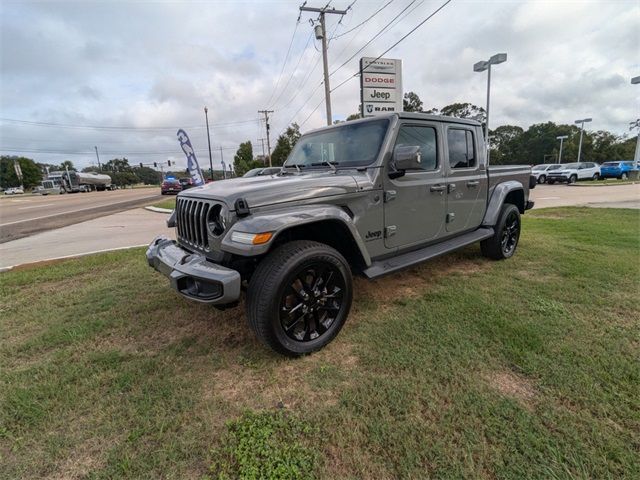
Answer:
[473,53,507,165]
[556,135,568,164]
[574,118,592,163]
[204,106,214,181]
[632,76,640,169]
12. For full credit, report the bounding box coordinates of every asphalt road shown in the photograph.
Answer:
[0,188,163,243]
[530,182,640,209]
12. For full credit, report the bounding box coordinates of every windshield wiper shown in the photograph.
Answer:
[284,163,304,173]
[310,161,338,172]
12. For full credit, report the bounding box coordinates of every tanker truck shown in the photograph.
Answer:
[61,171,115,193]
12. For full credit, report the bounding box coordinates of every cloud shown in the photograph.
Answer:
[1,0,638,170]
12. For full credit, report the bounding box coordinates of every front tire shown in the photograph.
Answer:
[621,172,628,180]
[569,174,578,184]
[593,173,599,180]
[246,240,353,357]
[538,174,546,184]
[481,203,521,260]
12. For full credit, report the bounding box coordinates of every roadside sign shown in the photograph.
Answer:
[360,57,402,118]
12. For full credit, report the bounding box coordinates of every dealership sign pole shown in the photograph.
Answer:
[360,57,403,118]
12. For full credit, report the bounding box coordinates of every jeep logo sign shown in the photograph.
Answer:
[360,57,402,118]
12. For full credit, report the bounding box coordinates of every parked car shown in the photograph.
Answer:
[531,164,563,184]
[242,167,282,178]
[4,187,24,195]
[161,179,182,195]
[179,177,195,189]
[147,112,534,356]
[599,161,637,180]
[546,162,600,184]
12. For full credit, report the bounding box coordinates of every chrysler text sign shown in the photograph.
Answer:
[360,57,402,118]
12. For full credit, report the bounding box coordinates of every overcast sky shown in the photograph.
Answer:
[1,0,638,171]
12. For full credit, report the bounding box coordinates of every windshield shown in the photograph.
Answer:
[602,162,619,167]
[285,119,389,168]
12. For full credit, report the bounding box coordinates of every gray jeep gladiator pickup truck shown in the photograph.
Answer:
[147,113,534,356]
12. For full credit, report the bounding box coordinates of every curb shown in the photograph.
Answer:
[0,244,149,273]
[145,206,173,213]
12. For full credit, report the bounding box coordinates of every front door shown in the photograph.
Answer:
[444,126,488,234]
[383,122,447,249]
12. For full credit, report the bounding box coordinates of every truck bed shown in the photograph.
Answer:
[488,165,532,194]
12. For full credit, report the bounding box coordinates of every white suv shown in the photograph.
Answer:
[546,162,600,184]
[531,164,563,184]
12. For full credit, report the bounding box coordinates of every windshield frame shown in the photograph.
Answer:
[283,118,391,170]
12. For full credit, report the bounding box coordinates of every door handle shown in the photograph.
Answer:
[430,185,445,193]
[467,180,480,187]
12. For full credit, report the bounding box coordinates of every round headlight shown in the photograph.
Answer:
[207,204,226,236]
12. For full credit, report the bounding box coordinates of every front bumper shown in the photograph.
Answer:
[548,175,568,182]
[146,236,241,305]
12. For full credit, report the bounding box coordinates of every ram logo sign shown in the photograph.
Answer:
[360,57,402,118]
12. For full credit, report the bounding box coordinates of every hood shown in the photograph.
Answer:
[179,171,360,210]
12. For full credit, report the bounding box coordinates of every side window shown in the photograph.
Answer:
[393,125,438,171]
[447,128,476,169]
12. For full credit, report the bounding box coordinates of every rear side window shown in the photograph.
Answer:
[447,128,476,169]
[394,125,438,170]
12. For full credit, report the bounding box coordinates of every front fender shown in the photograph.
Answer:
[220,204,371,265]
[482,180,524,226]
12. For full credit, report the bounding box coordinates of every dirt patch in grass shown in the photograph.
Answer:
[355,250,485,308]
[486,370,538,409]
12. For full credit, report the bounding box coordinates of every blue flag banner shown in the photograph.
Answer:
[177,129,205,186]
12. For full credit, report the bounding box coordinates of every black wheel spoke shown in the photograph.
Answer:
[279,260,346,343]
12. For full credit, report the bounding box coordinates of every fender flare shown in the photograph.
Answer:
[220,204,372,266]
[482,181,524,227]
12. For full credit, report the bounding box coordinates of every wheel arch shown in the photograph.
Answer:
[220,204,371,268]
[482,181,525,227]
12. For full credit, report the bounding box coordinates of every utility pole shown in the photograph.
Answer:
[219,146,225,179]
[204,106,214,181]
[94,146,102,170]
[299,4,348,126]
[258,110,274,166]
[258,138,266,159]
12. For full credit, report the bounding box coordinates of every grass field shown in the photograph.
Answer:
[1,208,638,479]
[153,197,176,210]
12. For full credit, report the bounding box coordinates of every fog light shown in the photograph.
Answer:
[231,231,273,245]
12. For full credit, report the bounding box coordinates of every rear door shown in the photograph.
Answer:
[383,121,446,249]
[444,126,488,234]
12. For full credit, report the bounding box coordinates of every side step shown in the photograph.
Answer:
[363,228,494,279]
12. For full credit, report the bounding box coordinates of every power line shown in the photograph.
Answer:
[264,18,301,107]
[0,117,260,131]
[329,0,417,78]
[332,0,394,39]
[330,0,453,94]
[0,146,241,155]
[269,30,315,109]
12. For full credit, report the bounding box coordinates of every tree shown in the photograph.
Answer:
[58,160,75,171]
[233,141,258,176]
[103,158,132,172]
[271,123,301,166]
[133,166,161,185]
[0,156,43,189]
[346,112,362,121]
[403,92,423,112]
[488,125,524,164]
[440,103,486,123]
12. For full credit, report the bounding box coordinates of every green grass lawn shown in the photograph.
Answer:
[152,197,176,210]
[1,208,638,479]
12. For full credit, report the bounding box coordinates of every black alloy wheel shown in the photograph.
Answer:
[279,262,345,343]
[501,209,520,257]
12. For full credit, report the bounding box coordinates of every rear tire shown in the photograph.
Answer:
[481,203,521,260]
[592,173,599,180]
[538,174,546,184]
[569,174,577,184]
[621,172,628,180]
[246,240,353,357]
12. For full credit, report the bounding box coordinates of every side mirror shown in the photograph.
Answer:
[391,146,422,178]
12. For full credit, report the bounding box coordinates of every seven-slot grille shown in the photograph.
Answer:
[176,198,211,251]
